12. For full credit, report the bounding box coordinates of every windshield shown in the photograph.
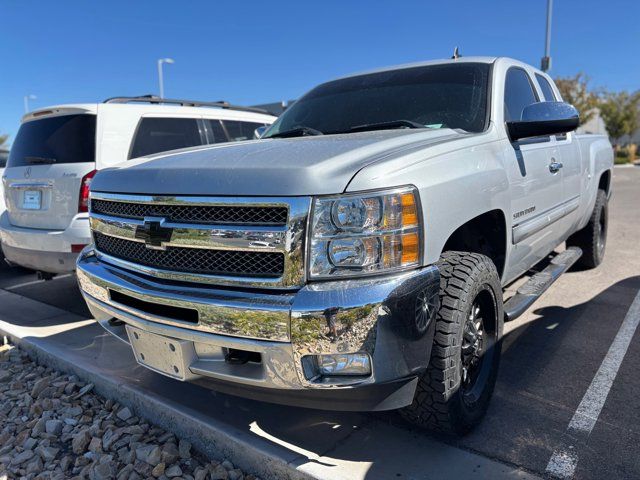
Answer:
[8,114,96,167]
[264,63,490,137]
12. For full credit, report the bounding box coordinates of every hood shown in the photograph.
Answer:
[91,128,464,196]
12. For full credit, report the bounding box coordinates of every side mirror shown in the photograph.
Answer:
[507,101,579,141]
[254,125,269,139]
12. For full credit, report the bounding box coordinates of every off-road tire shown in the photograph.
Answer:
[567,189,608,269]
[400,251,504,435]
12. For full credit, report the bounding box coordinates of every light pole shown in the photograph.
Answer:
[24,94,36,113]
[157,58,174,99]
[541,0,553,72]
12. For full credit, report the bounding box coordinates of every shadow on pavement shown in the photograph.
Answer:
[8,274,91,318]
[0,259,36,288]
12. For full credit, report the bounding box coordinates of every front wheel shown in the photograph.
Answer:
[400,251,504,435]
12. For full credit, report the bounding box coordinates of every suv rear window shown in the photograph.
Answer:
[130,118,203,159]
[8,114,96,167]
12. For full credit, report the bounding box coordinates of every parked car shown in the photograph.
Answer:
[0,147,8,212]
[76,57,612,434]
[0,97,275,277]
[0,147,8,257]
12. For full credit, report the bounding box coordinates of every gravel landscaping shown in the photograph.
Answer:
[0,343,258,480]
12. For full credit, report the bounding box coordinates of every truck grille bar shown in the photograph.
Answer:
[88,192,310,289]
[91,199,288,226]
[94,232,285,277]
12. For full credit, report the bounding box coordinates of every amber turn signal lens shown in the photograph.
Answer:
[401,192,418,227]
[401,232,419,264]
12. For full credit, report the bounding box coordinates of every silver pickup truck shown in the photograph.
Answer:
[77,56,613,434]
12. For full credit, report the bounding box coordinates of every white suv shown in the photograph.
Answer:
[0,148,8,228]
[0,96,275,275]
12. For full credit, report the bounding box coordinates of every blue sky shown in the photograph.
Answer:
[1,0,638,143]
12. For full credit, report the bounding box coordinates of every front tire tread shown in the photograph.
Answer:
[400,251,503,435]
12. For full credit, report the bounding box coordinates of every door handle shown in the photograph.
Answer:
[549,160,563,173]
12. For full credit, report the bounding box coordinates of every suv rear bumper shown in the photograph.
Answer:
[77,246,440,411]
[0,211,90,273]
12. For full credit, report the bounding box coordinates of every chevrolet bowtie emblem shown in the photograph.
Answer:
[134,219,173,250]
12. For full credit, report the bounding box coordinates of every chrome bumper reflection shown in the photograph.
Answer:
[77,251,293,342]
[77,246,440,391]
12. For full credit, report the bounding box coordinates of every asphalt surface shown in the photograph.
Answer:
[1,165,639,479]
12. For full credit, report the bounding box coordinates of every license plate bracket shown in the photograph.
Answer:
[126,326,199,381]
[22,190,42,210]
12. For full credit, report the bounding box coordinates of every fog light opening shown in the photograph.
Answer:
[303,353,372,381]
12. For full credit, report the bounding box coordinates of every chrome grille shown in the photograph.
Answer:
[89,192,310,289]
[94,232,284,277]
[91,199,288,225]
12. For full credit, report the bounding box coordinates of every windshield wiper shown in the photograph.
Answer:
[267,126,324,138]
[343,120,426,134]
[26,156,57,164]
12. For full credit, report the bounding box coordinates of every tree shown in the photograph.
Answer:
[0,134,8,147]
[554,73,598,125]
[598,90,640,149]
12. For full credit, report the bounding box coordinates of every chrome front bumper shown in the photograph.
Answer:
[77,247,440,411]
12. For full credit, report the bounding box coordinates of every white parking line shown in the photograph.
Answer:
[4,273,73,291]
[546,289,640,479]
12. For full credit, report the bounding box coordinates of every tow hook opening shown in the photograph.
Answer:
[224,348,262,365]
[108,317,125,327]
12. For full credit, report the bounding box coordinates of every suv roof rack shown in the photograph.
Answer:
[103,95,270,115]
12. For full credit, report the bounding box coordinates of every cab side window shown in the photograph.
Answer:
[208,120,229,143]
[504,68,539,122]
[130,118,203,159]
[535,74,557,101]
[222,121,265,142]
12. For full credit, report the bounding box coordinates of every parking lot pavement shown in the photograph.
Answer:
[0,261,34,288]
[458,165,640,479]
[0,165,638,480]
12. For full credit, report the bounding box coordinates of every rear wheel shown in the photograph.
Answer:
[400,251,503,435]
[567,189,608,269]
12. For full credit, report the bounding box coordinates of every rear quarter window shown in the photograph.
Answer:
[535,74,558,101]
[8,114,96,167]
[129,117,203,159]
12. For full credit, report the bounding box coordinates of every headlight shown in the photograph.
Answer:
[309,186,422,278]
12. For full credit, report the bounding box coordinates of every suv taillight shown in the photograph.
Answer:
[79,170,97,213]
